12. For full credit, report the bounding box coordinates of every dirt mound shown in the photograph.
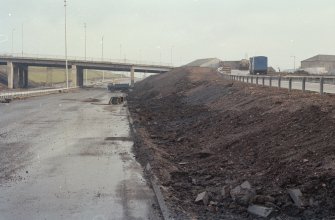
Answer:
[128,67,335,219]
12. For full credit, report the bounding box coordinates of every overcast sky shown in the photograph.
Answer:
[1,0,334,69]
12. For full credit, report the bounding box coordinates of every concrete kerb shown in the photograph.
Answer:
[126,107,175,220]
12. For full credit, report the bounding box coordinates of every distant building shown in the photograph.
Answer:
[267,67,276,73]
[186,58,222,69]
[221,59,249,70]
[186,58,250,72]
[301,55,335,74]
[220,61,240,70]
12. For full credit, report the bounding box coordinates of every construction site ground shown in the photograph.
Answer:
[128,67,335,219]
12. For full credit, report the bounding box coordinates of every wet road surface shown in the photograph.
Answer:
[0,89,161,220]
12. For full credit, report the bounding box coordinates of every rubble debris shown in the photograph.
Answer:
[0,98,11,103]
[209,201,218,206]
[248,205,273,218]
[195,191,209,206]
[241,181,252,190]
[221,187,227,199]
[109,96,125,105]
[287,189,304,207]
[145,163,151,172]
[251,195,275,204]
[230,181,256,205]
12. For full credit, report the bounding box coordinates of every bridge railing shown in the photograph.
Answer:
[222,74,335,95]
[0,53,173,67]
[0,87,76,101]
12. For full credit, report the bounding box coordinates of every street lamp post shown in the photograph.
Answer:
[21,24,23,56]
[64,0,69,89]
[170,46,174,66]
[84,23,87,85]
[101,36,104,81]
[291,56,296,73]
[120,44,122,61]
[11,28,15,55]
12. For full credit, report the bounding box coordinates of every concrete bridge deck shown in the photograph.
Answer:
[0,55,173,89]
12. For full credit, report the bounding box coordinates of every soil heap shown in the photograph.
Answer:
[128,67,335,219]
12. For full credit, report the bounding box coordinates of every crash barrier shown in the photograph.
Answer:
[0,87,76,102]
[223,74,335,95]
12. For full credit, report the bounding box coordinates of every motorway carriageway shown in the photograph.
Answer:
[0,89,161,220]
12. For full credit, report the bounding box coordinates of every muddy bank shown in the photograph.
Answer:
[128,67,335,219]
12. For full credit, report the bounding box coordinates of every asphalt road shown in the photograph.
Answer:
[0,89,161,220]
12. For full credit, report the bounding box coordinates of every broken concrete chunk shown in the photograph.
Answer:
[191,178,198,185]
[176,137,184,142]
[221,187,226,198]
[230,185,242,199]
[248,205,273,218]
[241,181,252,190]
[145,163,151,172]
[252,195,275,204]
[209,201,218,206]
[230,182,256,205]
[195,191,209,206]
[287,189,304,207]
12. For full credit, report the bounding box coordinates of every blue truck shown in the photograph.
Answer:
[249,56,268,75]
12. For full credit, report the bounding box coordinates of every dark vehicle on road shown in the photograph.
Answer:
[250,56,268,75]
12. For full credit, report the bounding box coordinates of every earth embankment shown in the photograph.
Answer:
[128,67,335,219]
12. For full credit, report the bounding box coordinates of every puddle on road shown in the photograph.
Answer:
[105,137,132,141]
[82,98,101,103]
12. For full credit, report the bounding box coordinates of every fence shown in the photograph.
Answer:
[0,87,76,101]
[223,74,335,95]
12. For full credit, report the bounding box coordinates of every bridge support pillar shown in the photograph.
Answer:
[77,68,84,88]
[71,65,83,88]
[130,66,135,87]
[19,65,28,88]
[7,62,23,89]
[71,65,77,88]
[7,61,14,89]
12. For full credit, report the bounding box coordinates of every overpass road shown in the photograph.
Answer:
[0,55,173,89]
[0,89,161,220]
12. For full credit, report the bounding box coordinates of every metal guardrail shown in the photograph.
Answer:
[0,87,76,101]
[223,74,335,95]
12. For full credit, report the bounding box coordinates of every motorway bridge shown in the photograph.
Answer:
[0,55,173,89]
